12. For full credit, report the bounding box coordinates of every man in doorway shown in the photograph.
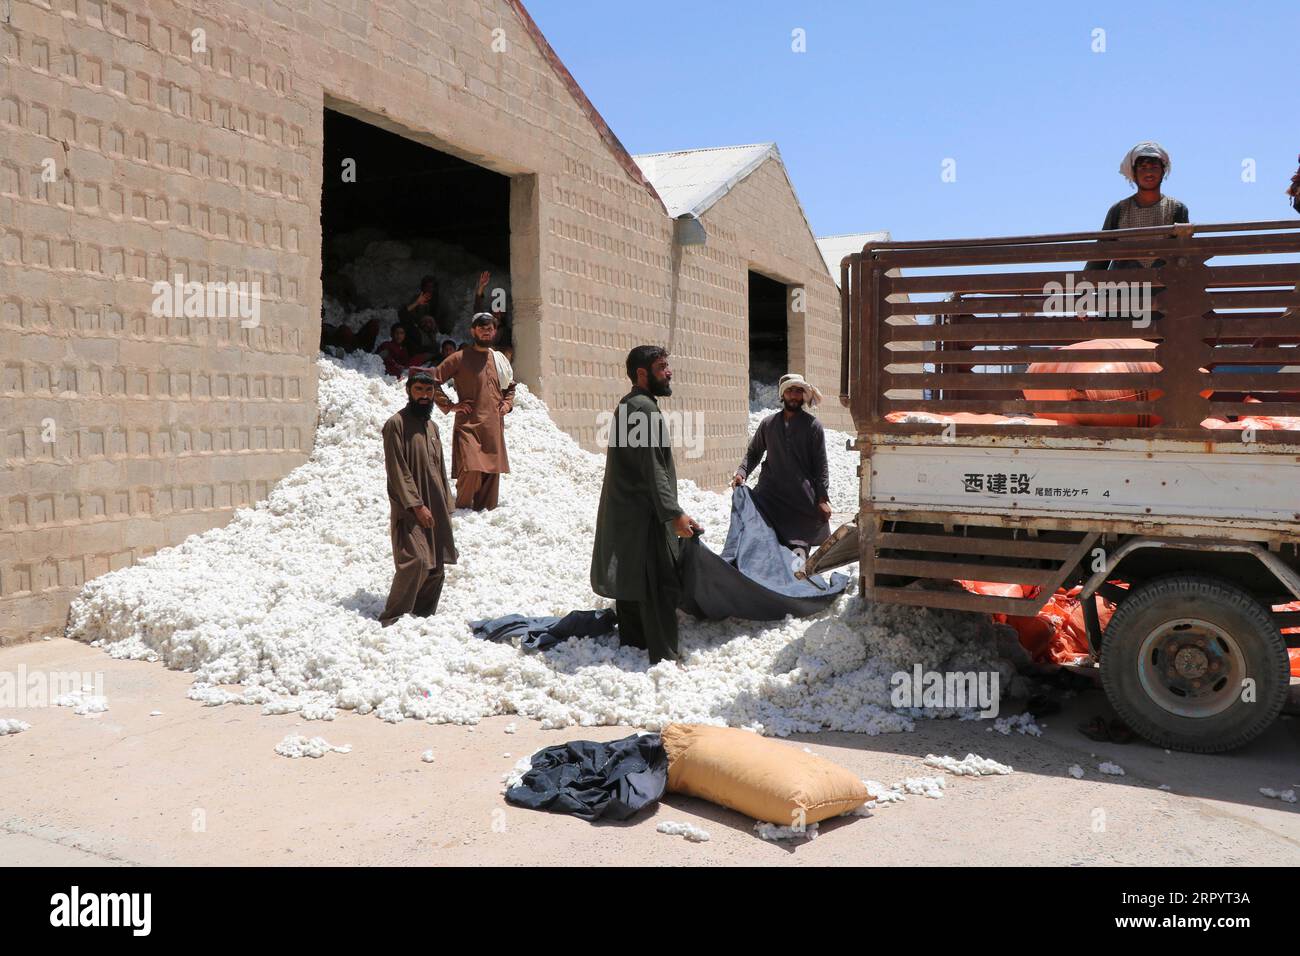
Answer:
[591,346,702,666]
[474,269,514,352]
[375,322,414,378]
[404,274,451,338]
[732,373,831,551]
[379,371,457,627]
[432,312,515,511]
[1085,142,1190,272]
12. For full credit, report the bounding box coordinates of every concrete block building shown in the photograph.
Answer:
[0,0,855,641]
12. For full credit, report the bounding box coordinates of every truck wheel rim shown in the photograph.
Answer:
[1136,619,1242,719]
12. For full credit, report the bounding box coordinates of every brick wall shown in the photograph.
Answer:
[1,0,318,641]
[653,153,852,485]
[0,0,848,642]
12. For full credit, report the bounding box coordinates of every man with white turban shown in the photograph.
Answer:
[1085,142,1190,272]
[731,373,832,550]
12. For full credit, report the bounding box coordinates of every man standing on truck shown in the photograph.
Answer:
[1084,142,1190,272]
[731,373,832,551]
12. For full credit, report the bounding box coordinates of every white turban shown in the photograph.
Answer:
[1120,142,1171,184]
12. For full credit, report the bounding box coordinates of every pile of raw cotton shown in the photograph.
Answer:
[749,379,781,413]
[68,354,1000,735]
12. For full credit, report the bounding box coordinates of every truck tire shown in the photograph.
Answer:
[1099,574,1289,753]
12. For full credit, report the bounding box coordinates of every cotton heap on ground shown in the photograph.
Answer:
[68,355,1000,735]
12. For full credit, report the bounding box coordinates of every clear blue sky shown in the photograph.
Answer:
[526,0,1298,242]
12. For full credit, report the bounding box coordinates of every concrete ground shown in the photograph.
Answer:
[2,638,1298,866]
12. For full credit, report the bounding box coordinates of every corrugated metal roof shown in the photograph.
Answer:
[816,232,892,287]
[632,143,777,218]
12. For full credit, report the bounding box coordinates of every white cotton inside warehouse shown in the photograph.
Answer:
[321,298,397,336]
[322,233,512,346]
[67,355,1005,736]
[0,718,31,736]
[749,380,780,412]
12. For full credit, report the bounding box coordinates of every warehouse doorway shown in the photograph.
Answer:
[748,269,790,409]
[319,106,516,373]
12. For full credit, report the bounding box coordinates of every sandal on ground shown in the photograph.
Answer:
[1078,715,1110,742]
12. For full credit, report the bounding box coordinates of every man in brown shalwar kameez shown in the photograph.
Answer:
[379,371,457,627]
[432,311,515,511]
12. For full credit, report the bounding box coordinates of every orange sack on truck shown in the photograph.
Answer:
[1024,338,1163,427]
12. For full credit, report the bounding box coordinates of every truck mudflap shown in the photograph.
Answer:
[801,518,860,578]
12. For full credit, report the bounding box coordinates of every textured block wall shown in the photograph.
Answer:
[0,0,849,642]
[671,154,852,484]
[0,0,319,642]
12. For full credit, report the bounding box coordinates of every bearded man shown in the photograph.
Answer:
[379,371,457,626]
[732,373,832,550]
[591,345,702,666]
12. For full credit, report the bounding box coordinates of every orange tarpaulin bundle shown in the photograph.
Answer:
[958,580,1116,666]
[1201,397,1300,432]
[1270,599,1300,678]
[961,580,1300,675]
[885,411,1057,426]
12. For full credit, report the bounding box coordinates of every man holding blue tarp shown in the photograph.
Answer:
[733,373,832,551]
[590,346,702,666]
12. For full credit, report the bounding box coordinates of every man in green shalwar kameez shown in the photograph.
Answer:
[590,346,702,665]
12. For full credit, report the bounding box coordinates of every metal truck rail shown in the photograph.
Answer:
[810,220,1300,752]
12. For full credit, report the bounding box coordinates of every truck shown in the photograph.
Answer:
[806,219,1300,752]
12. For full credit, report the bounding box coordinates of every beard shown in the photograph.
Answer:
[406,398,434,419]
[782,398,804,412]
[649,375,672,397]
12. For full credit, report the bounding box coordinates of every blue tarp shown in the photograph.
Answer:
[677,486,848,621]
[469,609,618,651]
[470,488,847,651]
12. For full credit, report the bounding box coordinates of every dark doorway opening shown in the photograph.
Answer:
[748,269,789,409]
[319,107,513,374]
